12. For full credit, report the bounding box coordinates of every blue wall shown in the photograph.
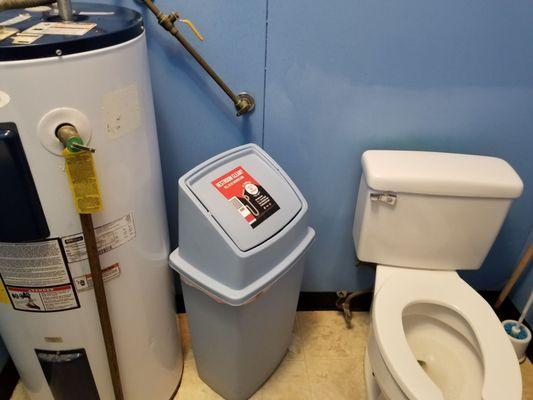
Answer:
[263,0,533,292]
[109,0,532,293]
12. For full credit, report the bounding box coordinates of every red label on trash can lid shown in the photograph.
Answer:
[211,166,280,229]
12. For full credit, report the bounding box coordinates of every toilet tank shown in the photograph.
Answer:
[353,150,523,270]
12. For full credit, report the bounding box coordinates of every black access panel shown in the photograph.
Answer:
[0,122,49,242]
[35,349,100,400]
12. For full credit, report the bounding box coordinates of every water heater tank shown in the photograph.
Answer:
[0,3,183,399]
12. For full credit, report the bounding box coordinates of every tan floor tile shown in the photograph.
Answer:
[176,381,225,400]
[521,359,533,400]
[307,357,365,400]
[258,359,311,400]
[248,389,263,400]
[10,312,533,400]
[10,383,29,400]
[298,311,370,360]
[285,322,305,361]
[176,350,225,400]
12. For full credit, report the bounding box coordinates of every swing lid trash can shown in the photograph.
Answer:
[169,144,315,306]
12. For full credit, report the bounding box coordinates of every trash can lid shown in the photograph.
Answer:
[184,144,303,252]
[172,226,315,306]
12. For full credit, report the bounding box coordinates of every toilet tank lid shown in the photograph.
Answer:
[362,150,523,198]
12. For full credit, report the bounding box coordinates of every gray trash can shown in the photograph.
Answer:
[169,144,315,400]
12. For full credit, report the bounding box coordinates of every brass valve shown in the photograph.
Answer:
[157,12,204,41]
[179,18,204,41]
[56,124,95,153]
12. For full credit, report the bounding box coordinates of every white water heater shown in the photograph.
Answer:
[0,3,182,399]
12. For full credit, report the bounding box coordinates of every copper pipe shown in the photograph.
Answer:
[80,213,125,400]
[58,124,124,400]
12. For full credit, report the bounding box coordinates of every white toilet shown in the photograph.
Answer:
[353,150,524,400]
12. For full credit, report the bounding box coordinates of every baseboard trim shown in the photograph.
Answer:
[175,291,374,313]
[1,290,528,400]
[177,289,531,361]
[0,358,19,400]
[297,291,373,311]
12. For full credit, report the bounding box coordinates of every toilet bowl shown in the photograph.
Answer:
[365,266,521,400]
[352,150,524,400]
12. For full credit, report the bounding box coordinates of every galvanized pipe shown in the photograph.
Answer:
[141,0,255,116]
[173,27,239,104]
[0,0,54,12]
[0,0,73,21]
[56,0,73,21]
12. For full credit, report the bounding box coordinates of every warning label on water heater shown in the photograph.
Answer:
[0,239,79,312]
[73,263,121,292]
[7,285,78,312]
[61,213,136,263]
[212,166,280,228]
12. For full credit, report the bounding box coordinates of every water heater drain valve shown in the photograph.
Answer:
[56,124,95,153]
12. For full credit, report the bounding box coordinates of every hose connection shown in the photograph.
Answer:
[55,124,95,153]
[336,289,373,328]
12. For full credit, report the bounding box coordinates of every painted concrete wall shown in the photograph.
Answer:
[104,0,532,294]
[511,229,533,325]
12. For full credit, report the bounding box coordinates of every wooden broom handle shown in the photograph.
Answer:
[494,244,533,310]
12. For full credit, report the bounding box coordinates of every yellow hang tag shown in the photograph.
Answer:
[0,281,9,304]
[63,148,103,214]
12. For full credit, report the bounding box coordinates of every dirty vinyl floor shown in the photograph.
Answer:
[11,311,533,399]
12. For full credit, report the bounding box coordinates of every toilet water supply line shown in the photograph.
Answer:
[0,0,256,116]
[336,289,373,327]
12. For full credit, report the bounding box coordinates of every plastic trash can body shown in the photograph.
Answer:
[182,258,304,400]
[170,144,315,399]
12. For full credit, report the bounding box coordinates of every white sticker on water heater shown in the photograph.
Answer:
[11,33,42,45]
[102,84,142,139]
[0,90,10,108]
[61,213,136,263]
[6,285,79,312]
[0,27,18,42]
[22,21,96,36]
[0,13,31,26]
[0,240,70,287]
[73,262,121,292]
[0,239,80,312]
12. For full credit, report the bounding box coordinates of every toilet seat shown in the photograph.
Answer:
[372,266,521,400]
